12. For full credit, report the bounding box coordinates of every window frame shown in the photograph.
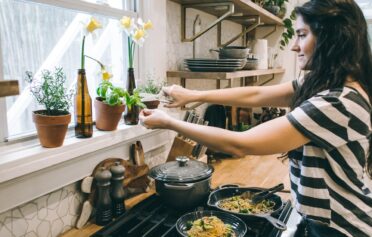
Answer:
[0,0,139,143]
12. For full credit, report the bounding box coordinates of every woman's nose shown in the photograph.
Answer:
[291,38,300,52]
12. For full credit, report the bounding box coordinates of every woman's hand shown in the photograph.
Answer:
[139,109,173,129]
[162,85,196,108]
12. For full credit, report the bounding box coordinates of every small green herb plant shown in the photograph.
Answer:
[137,80,165,95]
[125,90,146,110]
[96,80,127,106]
[25,67,72,116]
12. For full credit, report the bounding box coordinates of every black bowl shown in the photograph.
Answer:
[176,210,247,237]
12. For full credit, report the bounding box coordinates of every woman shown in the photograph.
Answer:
[140,0,372,236]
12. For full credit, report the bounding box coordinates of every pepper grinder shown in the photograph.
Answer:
[110,161,126,217]
[95,167,113,226]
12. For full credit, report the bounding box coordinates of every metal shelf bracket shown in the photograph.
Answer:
[260,25,278,39]
[181,2,235,42]
[219,16,261,47]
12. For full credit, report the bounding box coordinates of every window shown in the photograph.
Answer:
[0,0,137,140]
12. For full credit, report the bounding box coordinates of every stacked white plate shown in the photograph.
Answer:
[184,58,246,72]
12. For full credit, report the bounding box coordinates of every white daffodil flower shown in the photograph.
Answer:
[120,16,153,68]
[81,17,102,69]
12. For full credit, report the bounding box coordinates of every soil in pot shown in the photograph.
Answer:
[94,98,125,131]
[32,110,71,148]
[143,100,160,109]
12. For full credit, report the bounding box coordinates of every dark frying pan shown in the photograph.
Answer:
[207,185,287,230]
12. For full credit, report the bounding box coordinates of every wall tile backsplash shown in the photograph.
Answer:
[0,146,168,237]
[0,182,83,237]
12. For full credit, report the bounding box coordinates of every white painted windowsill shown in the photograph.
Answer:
[0,123,171,213]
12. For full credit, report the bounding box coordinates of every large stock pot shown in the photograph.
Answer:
[148,156,214,210]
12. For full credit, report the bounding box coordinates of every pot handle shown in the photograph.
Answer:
[207,184,240,207]
[164,183,195,190]
[209,49,220,53]
[217,184,240,190]
[264,215,287,231]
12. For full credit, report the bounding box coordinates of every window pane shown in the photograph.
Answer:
[0,0,129,138]
[82,0,129,10]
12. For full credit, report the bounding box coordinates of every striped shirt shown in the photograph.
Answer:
[287,80,372,237]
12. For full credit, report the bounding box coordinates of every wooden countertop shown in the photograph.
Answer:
[61,154,290,237]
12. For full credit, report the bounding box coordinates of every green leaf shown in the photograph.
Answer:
[290,10,296,20]
[107,93,119,106]
[280,40,286,46]
[137,102,146,108]
[283,19,292,27]
[288,27,295,36]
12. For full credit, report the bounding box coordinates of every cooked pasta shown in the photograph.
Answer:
[186,216,235,237]
[218,195,275,214]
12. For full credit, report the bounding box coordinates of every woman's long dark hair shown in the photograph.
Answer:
[291,0,372,177]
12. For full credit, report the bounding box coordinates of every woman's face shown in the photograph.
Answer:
[291,15,316,70]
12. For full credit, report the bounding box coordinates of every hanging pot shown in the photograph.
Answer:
[148,156,214,210]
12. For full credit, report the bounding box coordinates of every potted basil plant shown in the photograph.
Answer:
[25,67,72,148]
[95,80,127,131]
[86,55,127,131]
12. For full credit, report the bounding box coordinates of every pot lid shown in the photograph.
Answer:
[148,156,214,183]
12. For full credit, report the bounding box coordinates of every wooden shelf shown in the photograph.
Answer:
[167,68,285,80]
[0,80,19,97]
[170,0,284,26]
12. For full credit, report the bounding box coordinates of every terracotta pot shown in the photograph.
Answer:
[143,100,160,109]
[94,98,125,131]
[32,110,71,148]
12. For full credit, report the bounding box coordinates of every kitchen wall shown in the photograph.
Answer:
[165,0,298,117]
[0,1,300,236]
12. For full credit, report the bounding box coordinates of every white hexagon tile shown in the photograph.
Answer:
[0,147,167,237]
[0,183,83,237]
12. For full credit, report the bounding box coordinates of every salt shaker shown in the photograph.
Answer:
[95,167,113,225]
[110,161,126,217]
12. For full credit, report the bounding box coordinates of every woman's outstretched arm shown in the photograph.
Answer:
[139,109,309,157]
[163,81,295,108]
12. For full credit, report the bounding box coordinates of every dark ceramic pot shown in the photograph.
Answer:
[148,157,214,210]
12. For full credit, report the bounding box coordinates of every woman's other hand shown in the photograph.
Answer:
[139,109,172,129]
[162,85,196,108]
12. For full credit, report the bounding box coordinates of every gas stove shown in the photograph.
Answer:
[91,193,298,237]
